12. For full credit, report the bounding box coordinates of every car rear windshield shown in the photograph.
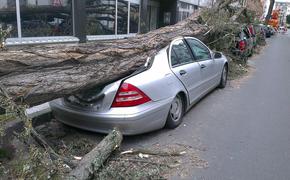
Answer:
[238,31,246,39]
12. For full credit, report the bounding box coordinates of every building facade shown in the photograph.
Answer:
[274,1,290,25]
[0,0,206,45]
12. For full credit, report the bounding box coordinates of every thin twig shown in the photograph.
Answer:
[120,148,186,157]
[110,158,172,167]
[207,33,233,45]
[203,27,214,36]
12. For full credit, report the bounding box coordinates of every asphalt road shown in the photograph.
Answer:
[121,33,290,179]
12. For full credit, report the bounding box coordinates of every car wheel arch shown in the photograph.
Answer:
[224,62,229,70]
[177,91,188,112]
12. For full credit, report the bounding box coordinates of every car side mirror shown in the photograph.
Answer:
[214,52,222,59]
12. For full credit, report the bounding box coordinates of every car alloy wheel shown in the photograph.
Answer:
[166,94,184,129]
[170,96,182,121]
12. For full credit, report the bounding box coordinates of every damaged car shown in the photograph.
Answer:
[50,37,228,135]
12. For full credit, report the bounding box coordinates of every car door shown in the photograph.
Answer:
[169,38,203,104]
[185,37,217,92]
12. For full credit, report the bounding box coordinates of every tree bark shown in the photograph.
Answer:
[0,14,207,106]
[68,129,123,180]
[265,0,275,25]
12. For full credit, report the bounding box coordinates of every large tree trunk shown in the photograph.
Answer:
[0,14,207,106]
[265,0,275,25]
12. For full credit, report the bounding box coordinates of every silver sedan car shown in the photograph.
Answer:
[50,37,228,135]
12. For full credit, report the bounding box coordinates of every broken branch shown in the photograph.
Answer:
[68,129,123,180]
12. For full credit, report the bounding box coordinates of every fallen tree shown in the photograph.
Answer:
[0,0,259,106]
[0,14,207,106]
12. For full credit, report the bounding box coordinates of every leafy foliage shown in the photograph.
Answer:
[287,15,290,25]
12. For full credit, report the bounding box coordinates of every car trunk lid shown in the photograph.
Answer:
[63,57,154,112]
[64,81,122,112]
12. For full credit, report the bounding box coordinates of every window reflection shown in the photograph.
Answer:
[177,1,197,21]
[2,0,141,41]
[86,0,116,35]
[117,0,128,34]
[129,3,139,33]
[171,40,193,66]
[186,39,211,61]
[19,0,72,37]
[0,1,17,37]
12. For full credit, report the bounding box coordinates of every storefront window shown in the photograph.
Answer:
[117,0,128,34]
[129,3,139,33]
[86,0,116,35]
[19,0,72,37]
[0,0,17,37]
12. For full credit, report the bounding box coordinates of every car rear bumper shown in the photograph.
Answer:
[50,98,173,135]
[232,49,247,56]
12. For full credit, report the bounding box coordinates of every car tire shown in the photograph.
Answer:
[218,65,228,89]
[165,94,184,129]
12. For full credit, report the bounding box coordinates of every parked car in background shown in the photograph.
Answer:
[50,37,229,135]
[232,27,254,58]
[254,24,266,39]
[279,26,287,33]
[268,25,276,35]
[263,26,272,38]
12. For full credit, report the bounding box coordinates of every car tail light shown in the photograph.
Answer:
[239,40,246,51]
[111,83,151,107]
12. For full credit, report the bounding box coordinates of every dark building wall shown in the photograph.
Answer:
[140,0,149,33]
[158,0,177,27]
[73,0,86,42]
[140,0,177,33]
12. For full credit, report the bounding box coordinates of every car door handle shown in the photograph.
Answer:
[179,70,187,76]
[200,64,206,69]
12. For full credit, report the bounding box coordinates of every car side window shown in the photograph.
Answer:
[171,49,179,66]
[186,39,211,61]
[170,39,194,67]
